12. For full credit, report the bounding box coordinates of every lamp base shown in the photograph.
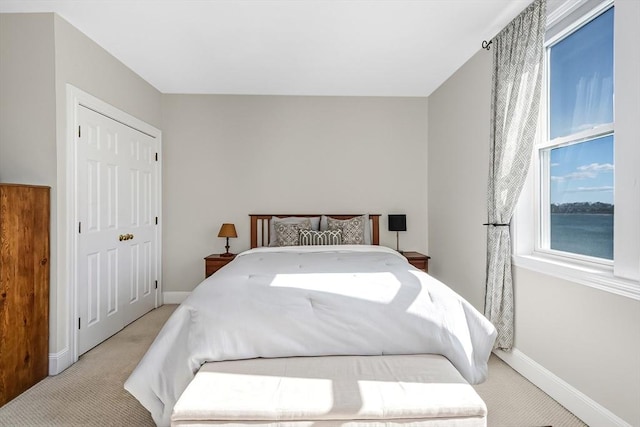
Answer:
[220,238,234,257]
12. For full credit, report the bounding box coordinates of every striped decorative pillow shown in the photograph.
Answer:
[299,229,342,246]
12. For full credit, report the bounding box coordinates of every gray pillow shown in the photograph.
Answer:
[320,214,371,245]
[327,216,366,245]
[273,219,312,247]
[269,217,320,247]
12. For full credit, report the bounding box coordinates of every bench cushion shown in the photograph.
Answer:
[172,354,487,427]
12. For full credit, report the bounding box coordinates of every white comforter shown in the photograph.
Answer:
[125,245,497,426]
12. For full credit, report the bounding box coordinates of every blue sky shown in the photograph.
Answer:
[550,135,614,204]
[548,7,614,205]
[549,7,613,139]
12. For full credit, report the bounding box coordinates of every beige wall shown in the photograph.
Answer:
[513,267,640,424]
[427,51,491,311]
[0,12,59,365]
[52,15,162,129]
[0,14,56,184]
[162,94,428,292]
[0,12,163,370]
[427,7,640,425]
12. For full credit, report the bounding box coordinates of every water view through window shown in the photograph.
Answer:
[547,7,614,260]
[549,137,613,259]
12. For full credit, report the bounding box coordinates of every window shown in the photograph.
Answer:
[514,0,640,299]
[539,6,614,262]
[548,136,613,260]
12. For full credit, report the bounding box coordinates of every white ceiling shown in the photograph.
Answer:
[0,0,535,97]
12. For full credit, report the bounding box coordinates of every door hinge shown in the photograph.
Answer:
[78,125,81,138]
[155,152,158,162]
[78,317,81,330]
[78,222,82,234]
[155,280,158,289]
[155,216,158,225]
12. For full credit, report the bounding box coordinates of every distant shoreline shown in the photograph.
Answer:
[550,202,613,215]
[551,212,613,215]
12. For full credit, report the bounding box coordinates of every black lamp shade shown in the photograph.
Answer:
[388,214,407,232]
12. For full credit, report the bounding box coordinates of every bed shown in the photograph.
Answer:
[125,214,497,427]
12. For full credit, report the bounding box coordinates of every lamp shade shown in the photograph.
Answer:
[218,223,238,238]
[388,214,407,232]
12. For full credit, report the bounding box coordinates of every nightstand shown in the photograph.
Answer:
[402,251,430,273]
[204,254,236,278]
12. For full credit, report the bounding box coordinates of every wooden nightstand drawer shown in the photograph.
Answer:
[205,254,236,277]
[402,251,430,273]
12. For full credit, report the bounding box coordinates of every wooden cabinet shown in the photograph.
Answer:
[403,251,430,273]
[205,254,236,278]
[0,184,50,406]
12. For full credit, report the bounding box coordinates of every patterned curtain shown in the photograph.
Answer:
[485,0,546,350]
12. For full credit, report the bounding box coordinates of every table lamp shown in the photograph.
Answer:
[218,223,238,257]
[388,214,406,253]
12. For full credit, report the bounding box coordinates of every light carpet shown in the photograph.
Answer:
[0,305,586,427]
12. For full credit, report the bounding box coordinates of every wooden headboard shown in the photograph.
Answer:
[250,214,380,248]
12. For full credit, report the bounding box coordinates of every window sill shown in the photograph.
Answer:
[512,253,640,300]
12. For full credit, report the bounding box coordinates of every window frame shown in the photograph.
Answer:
[512,0,640,301]
[537,2,615,264]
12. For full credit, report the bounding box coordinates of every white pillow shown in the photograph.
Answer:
[320,214,371,245]
[269,216,320,247]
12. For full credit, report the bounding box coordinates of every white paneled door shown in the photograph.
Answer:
[76,105,159,355]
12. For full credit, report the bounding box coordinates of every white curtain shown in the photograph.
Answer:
[485,0,546,350]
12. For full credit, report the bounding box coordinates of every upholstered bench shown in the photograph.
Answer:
[171,354,487,427]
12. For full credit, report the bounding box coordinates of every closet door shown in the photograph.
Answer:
[120,125,158,326]
[76,106,158,355]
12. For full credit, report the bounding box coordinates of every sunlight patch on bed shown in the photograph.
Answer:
[270,272,401,303]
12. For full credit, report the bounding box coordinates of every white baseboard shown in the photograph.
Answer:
[48,347,72,376]
[163,291,191,304]
[494,348,631,427]
[50,293,187,375]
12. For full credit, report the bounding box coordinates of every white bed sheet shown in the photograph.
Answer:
[125,245,496,426]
